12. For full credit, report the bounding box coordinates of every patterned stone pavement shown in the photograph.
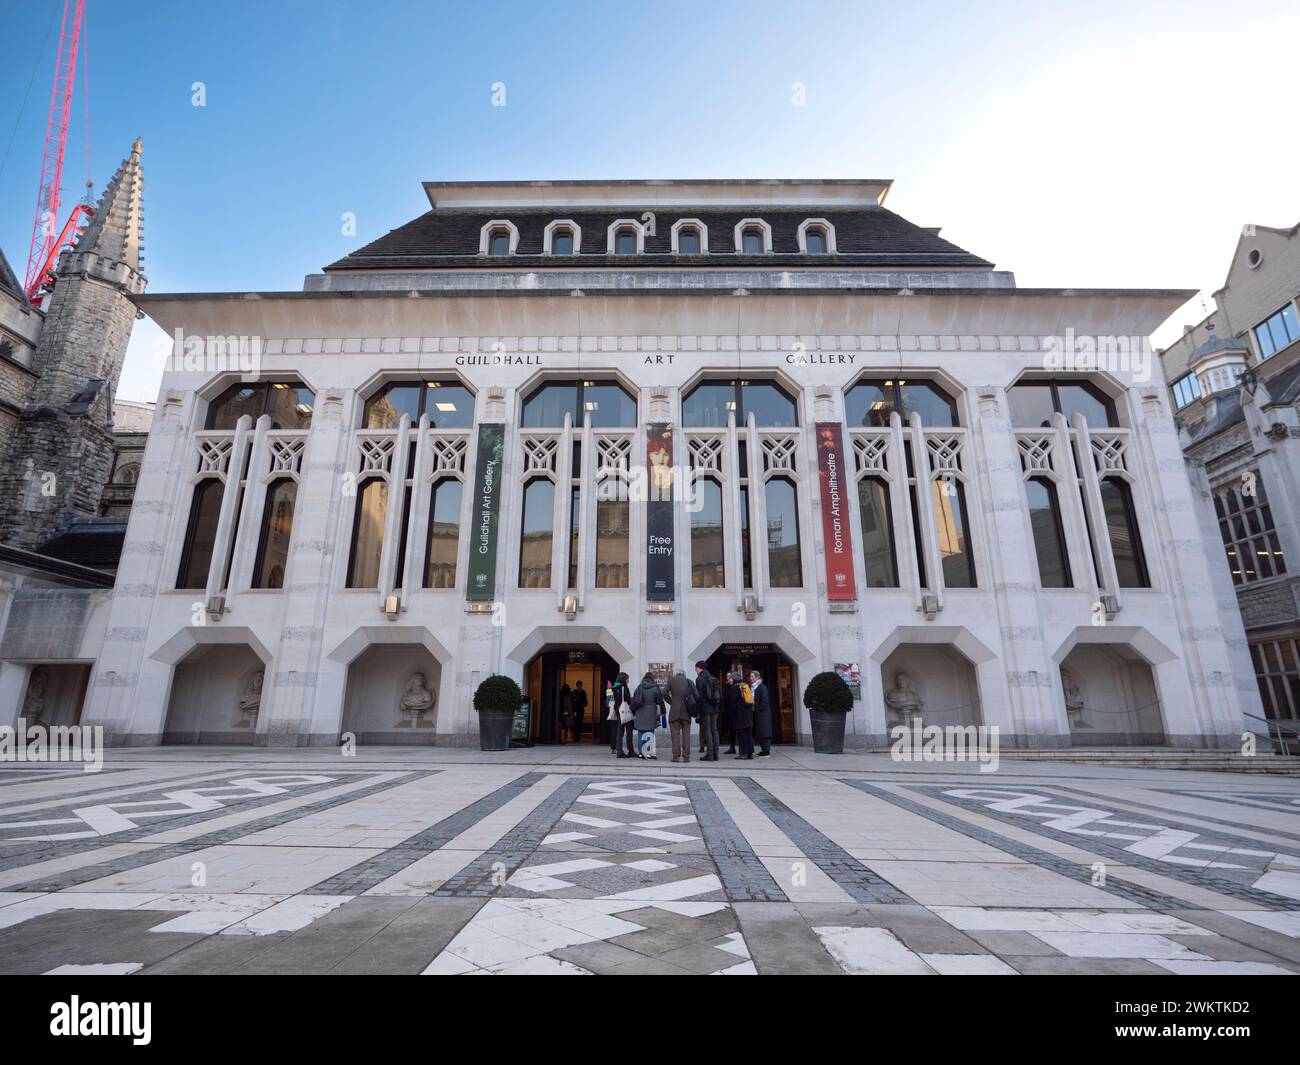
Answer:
[0,745,1298,975]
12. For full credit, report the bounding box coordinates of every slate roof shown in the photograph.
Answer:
[324,207,991,272]
[0,244,29,306]
[1182,360,1300,444]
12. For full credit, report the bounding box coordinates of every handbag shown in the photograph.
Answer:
[618,701,633,724]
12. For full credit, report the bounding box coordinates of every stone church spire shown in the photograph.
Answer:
[0,139,147,553]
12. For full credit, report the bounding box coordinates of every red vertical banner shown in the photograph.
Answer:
[815,422,857,601]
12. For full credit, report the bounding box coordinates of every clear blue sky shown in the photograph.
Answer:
[1,0,1297,399]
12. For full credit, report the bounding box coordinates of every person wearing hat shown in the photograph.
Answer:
[693,660,722,761]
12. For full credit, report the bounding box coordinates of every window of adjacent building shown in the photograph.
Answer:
[1215,476,1287,585]
[681,378,798,428]
[678,228,701,255]
[1251,638,1300,721]
[488,228,512,256]
[690,477,725,588]
[932,477,976,587]
[363,381,475,430]
[1254,303,1300,359]
[1099,477,1149,588]
[252,478,296,589]
[518,478,555,587]
[741,227,764,254]
[857,476,898,588]
[551,229,574,256]
[765,476,802,587]
[346,478,388,588]
[1171,372,1202,410]
[206,380,314,430]
[1024,477,1071,588]
[176,478,224,589]
[424,478,462,588]
[844,379,959,428]
[520,379,637,429]
[595,479,630,588]
[1008,380,1117,429]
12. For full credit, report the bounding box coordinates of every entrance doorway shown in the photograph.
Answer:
[524,646,621,745]
[705,643,799,744]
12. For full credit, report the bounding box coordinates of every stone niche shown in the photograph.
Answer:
[1059,645,1165,746]
[880,644,982,729]
[163,645,266,744]
[341,644,442,745]
[20,663,91,727]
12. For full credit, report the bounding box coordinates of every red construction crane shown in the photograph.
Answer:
[23,0,92,306]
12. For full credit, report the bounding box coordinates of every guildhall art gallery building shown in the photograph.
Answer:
[71,179,1260,748]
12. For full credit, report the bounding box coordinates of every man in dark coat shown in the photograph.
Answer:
[750,669,772,757]
[693,660,721,761]
[728,671,752,759]
[571,680,588,743]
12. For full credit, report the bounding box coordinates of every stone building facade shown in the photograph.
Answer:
[1159,223,1300,749]
[0,140,149,727]
[14,177,1248,751]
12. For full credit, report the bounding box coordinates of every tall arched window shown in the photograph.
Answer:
[521,379,636,429]
[1008,380,1117,429]
[519,478,555,588]
[857,476,898,588]
[844,379,958,428]
[252,478,297,589]
[207,380,314,430]
[423,478,462,588]
[363,381,474,430]
[932,477,976,587]
[765,477,802,587]
[691,477,724,588]
[176,478,224,589]
[1099,477,1149,587]
[595,479,629,588]
[346,479,388,588]
[682,378,798,428]
[1025,477,1071,588]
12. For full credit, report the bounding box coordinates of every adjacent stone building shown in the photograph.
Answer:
[42,177,1257,750]
[0,140,149,725]
[1159,223,1300,750]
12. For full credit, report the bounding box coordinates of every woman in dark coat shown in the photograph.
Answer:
[721,672,737,754]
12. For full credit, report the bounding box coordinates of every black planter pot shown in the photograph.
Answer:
[809,709,847,754]
[478,707,515,751]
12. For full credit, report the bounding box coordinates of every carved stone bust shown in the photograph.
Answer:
[1061,667,1087,728]
[884,671,924,725]
[399,672,436,725]
[237,670,263,727]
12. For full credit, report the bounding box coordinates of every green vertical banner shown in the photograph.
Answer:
[466,423,505,602]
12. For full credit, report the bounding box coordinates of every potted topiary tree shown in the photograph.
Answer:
[803,671,853,754]
[474,674,522,751]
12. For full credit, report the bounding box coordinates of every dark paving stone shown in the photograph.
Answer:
[551,939,647,973]
[0,909,201,974]
[1164,909,1300,967]
[1008,956,1168,975]
[732,902,842,975]
[329,897,488,975]
[687,780,787,902]
[965,929,1064,957]
[139,933,289,975]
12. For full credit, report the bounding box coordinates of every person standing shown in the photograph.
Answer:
[721,672,737,754]
[605,678,618,753]
[694,661,721,761]
[609,672,634,757]
[750,669,772,757]
[632,672,664,759]
[729,672,752,759]
[666,668,697,763]
[571,680,588,743]
[558,683,573,745]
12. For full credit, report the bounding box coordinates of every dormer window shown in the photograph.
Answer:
[606,219,645,255]
[797,218,836,254]
[480,220,519,256]
[543,219,581,256]
[734,219,772,254]
[671,218,707,255]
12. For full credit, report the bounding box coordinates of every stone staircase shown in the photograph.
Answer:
[997,748,1300,774]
